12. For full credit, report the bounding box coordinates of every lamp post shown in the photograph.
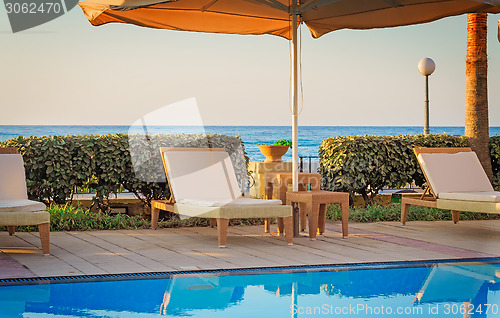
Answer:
[418,58,436,135]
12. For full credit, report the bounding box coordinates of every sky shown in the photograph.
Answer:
[1,5,499,127]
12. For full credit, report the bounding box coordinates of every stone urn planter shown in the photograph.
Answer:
[258,145,289,163]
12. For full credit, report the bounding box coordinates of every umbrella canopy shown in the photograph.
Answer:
[79,0,500,191]
[79,0,499,39]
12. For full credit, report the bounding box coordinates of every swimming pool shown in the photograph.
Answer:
[1,258,499,317]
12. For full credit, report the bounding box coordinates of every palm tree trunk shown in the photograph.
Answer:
[465,13,493,181]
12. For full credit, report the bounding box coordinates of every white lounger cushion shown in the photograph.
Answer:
[417,152,494,197]
[439,192,500,203]
[163,150,242,202]
[174,203,292,219]
[0,199,47,212]
[0,154,29,200]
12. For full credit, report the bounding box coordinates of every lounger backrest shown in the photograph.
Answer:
[161,148,242,202]
[417,151,493,197]
[0,154,29,200]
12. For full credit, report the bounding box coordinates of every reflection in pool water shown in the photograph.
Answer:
[1,260,499,317]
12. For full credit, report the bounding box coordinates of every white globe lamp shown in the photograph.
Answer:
[418,58,435,134]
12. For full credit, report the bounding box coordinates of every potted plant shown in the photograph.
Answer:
[258,139,291,163]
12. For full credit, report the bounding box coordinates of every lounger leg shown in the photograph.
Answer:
[451,210,460,224]
[318,204,327,235]
[38,223,50,255]
[151,206,159,229]
[401,198,410,225]
[7,226,15,235]
[283,216,293,245]
[264,218,271,233]
[209,218,217,228]
[217,218,229,248]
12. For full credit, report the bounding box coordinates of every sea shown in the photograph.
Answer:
[1,125,499,162]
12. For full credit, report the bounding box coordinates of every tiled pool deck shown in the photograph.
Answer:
[1,220,499,279]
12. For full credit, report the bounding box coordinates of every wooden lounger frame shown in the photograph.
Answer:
[401,147,472,225]
[151,147,293,247]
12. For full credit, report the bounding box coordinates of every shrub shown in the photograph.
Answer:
[2,134,248,211]
[319,134,468,205]
[490,136,500,190]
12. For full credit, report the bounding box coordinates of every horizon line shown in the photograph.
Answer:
[1,124,499,128]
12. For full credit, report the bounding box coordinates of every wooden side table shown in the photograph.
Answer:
[265,172,321,200]
[286,190,349,239]
[264,172,321,233]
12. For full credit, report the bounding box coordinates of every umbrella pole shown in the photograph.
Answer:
[291,7,300,236]
[291,7,299,193]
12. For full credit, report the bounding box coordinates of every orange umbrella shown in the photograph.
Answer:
[79,0,500,191]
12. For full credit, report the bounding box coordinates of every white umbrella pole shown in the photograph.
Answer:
[291,8,299,192]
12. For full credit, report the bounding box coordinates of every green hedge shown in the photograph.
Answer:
[490,136,500,189]
[318,134,478,204]
[2,134,248,210]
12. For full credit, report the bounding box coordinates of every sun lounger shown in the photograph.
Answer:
[152,147,293,247]
[0,147,50,254]
[401,147,500,225]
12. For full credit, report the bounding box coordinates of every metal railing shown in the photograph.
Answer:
[299,156,319,173]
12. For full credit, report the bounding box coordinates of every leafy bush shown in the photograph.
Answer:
[319,134,467,204]
[490,136,500,190]
[2,134,248,211]
[1,135,94,204]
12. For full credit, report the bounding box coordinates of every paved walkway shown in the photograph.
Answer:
[1,220,499,279]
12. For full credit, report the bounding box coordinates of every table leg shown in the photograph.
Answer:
[277,218,285,235]
[308,202,320,240]
[265,181,273,233]
[264,218,271,232]
[299,202,307,232]
[279,182,287,205]
[318,203,327,235]
[265,181,273,199]
[293,202,300,237]
[341,198,349,238]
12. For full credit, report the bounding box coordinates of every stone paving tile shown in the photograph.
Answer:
[348,222,499,258]
[124,231,235,270]
[0,251,36,279]
[1,220,499,279]
[69,231,175,272]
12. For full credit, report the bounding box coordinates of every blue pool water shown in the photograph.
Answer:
[1,260,499,317]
